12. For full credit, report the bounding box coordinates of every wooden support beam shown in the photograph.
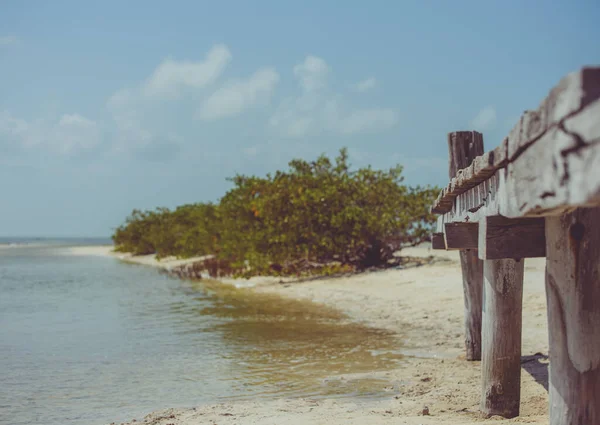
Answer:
[478,216,546,260]
[444,222,478,250]
[545,207,600,425]
[448,131,484,361]
[481,258,525,418]
[431,232,446,250]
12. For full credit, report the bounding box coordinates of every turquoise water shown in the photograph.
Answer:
[0,242,403,425]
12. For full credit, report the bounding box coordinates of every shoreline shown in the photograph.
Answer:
[68,245,550,424]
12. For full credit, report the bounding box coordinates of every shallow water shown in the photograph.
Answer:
[0,243,404,425]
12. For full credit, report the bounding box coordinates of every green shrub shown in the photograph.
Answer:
[112,148,439,275]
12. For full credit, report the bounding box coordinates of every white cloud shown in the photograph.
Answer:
[270,56,398,137]
[107,88,134,110]
[293,56,330,92]
[0,35,19,46]
[470,106,497,131]
[353,77,377,93]
[107,88,156,153]
[143,44,232,98]
[197,67,279,121]
[0,110,100,154]
[107,44,278,157]
[269,95,319,138]
[0,110,28,139]
[53,114,100,153]
[107,87,184,161]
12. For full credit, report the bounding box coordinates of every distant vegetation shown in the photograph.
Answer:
[112,148,439,277]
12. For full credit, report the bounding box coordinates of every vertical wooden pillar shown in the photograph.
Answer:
[545,207,600,425]
[481,258,524,418]
[459,250,484,359]
[448,131,484,360]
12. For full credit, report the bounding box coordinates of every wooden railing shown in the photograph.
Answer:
[430,67,600,424]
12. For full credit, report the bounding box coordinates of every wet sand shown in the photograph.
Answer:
[69,245,550,425]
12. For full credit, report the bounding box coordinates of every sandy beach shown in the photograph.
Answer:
[69,245,550,425]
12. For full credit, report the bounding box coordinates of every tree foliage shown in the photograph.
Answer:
[112,148,439,276]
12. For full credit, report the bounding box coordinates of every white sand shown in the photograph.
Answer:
[64,246,210,268]
[69,245,550,425]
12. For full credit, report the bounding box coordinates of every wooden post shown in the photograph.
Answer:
[448,131,484,360]
[481,258,524,418]
[545,207,600,425]
[459,251,484,360]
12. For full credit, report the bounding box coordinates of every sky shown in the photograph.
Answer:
[1,0,599,237]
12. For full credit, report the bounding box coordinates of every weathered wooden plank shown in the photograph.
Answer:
[562,98,600,207]
[491,137,509,169]
[448,131,484,361]
[502,97,600,218]
[506,67,600,159]
[478,216,546,260]
[431,191,445,214]
[481,258,525,418]
[434,96,600,221]
[431,131,485,214]
[430,67,600,217]
[444,222,478,250]
[545,207,600,425]
[431,136,508,215]
[431,232,446,250]
[435,171,502,228]
[459,250,483,361]
[471,150,499,181]
[431,182,457,214]
[428,66,600,424]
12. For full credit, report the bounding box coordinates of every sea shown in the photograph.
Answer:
[0,238,403,425]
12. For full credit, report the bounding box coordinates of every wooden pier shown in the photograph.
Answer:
[430,67,600,423]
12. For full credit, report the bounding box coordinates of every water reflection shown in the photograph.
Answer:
[180,280,404,399]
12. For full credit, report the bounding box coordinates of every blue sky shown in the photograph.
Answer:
[1,0,598,237]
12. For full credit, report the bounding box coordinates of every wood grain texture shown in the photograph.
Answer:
[481,258,525,418]
[448,131,485,176]
[444,222,478,250]
[433,172,502,234]
[448,131,485,361]
[478,216,546,260]
[460,250,483,361]
[506,67,600,159]
[431,232,446,250]
[503,97,600,218]
[431,67,600,217]
[545,207,600,425]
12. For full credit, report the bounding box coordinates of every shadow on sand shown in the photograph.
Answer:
[521,353,549,392]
